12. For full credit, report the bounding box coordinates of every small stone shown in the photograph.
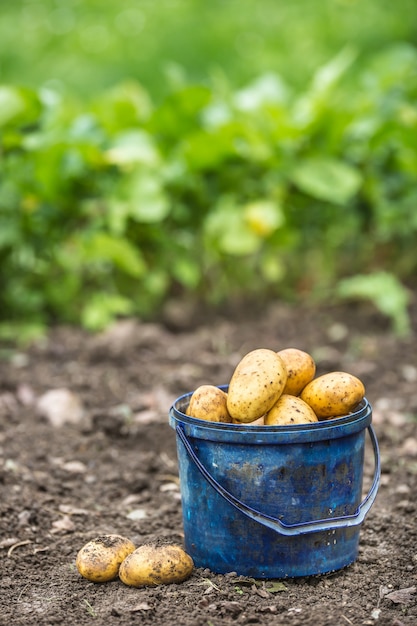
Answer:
[36,388,85,427]
[62,460,88,474]
[401,437,417,457]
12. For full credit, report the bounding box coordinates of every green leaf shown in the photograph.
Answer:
[205,198,262,255]
[172,257,201,289]
[293,47,357,126]
[0,87,26,126]
[0,86,41,127]
[311,46,357,94]
[126,171,170,223]
[290,158,362,204]
[91,81,152,132]
[105,130,161,168]
[234,73,289,111]
[0,221,19,249]
[149,85,211,138]
[82,233,146,277]
[81,293,133,331]
[244,200,285,237]
[260,252,285,283]
[181,128,233,170]
[337,272,411,337]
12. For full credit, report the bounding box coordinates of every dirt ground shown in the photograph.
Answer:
[1,297,417,626]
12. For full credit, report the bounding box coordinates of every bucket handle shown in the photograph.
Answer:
[176,424,380,537]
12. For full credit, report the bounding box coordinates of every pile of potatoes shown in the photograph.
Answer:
[185,347,365,426]
[76,534,194,587]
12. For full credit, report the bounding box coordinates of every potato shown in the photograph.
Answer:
[76,534,136,583]
[277,347,316,396]
[119,543,194,587]
[300,371,365,419]
[186,385,232,422]
[264,394,318,425]
[232,415,265,425]
[227,348,287,423]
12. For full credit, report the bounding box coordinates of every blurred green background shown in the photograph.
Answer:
[1,0,415,99]
[1,0,416,340]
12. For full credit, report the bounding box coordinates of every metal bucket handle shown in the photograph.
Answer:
[176,424,381,537]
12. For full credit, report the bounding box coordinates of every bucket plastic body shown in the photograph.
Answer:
[169,387,380,578]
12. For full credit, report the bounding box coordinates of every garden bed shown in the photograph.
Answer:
[1,299,416,625]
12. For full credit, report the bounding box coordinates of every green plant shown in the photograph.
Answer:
[337,272,411,337]
[1,0,415,99]
[83,599,97,618]
[1,44,416,339]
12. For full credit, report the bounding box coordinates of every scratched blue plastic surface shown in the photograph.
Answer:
[169,388,380,578]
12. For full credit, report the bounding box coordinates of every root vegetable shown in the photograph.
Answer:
[186,385,232,422]
[277,347,316,396]
[119,543,194,587]
[227,349,287,423]
[265,394,318,425]
[76,534,135,583]
[300,371,365,419]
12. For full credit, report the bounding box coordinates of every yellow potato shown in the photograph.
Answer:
[300,371,365,419]
[277,347,316,396]
[227,348,287,423]
[232,415,265,425]
[76,534,136,583]
[186,385,232,422]
[265,394,318,425]
[119,543,194,587]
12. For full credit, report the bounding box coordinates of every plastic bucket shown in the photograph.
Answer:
[169,386,380,578]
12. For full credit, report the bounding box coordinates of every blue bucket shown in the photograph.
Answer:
[169,386,380,578]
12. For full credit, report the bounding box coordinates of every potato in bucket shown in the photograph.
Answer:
[277,347,316,396]
[227,348,287,423]
[300,371,365,419]
[186,384,232,422]
[265,394,318,426]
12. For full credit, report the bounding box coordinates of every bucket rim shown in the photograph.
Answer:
[170,385,371,435]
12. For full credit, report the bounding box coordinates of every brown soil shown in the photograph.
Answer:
[1,299,417,626]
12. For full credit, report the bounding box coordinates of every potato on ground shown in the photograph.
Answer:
[300,371,365,419]
[119,543,194,587]
[277,347,316,396]
[227,348,287,423]
[265,394,318,426]
[186,385,232,422]
[76,534,136,583]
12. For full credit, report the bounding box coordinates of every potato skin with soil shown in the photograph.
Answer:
[277,347,316,396]
[265,394,318,425]
[186,385,232,422]
[76,535,136,583]
[227,349,287,423]
[300,371,365,419]
[119,544,194,587]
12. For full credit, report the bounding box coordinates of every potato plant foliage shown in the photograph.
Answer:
[0,44,416,339]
